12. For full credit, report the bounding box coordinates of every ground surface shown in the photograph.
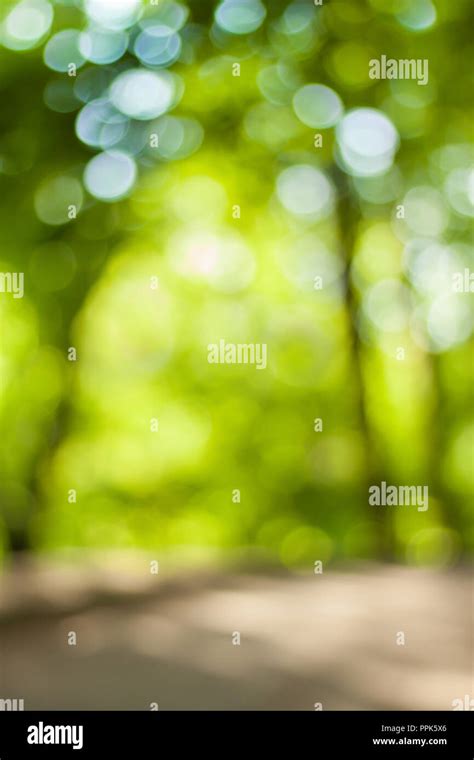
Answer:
[0,557,471,710]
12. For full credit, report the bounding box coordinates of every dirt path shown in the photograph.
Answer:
[0,559,471,710]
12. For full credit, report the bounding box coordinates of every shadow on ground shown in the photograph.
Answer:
[0,557,471,710]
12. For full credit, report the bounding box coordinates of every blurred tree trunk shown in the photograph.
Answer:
[429,351,464,546]
[337,181,393,559]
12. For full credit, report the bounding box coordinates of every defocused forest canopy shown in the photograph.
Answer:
[0,0,472,568]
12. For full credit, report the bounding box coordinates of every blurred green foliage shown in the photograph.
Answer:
[0,0,472,568]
